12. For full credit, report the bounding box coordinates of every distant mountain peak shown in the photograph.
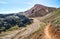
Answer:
[34,4,45,7]
[25,4,56,17]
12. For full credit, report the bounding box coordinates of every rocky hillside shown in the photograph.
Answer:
[25,4,56,17]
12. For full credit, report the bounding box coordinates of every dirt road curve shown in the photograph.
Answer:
[13,18,40,39]
[0,18,40,39]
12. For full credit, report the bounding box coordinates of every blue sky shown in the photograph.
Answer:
[0,0,60,14]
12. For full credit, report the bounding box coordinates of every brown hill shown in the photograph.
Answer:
[25,4,56,17]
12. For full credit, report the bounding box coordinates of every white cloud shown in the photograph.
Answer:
[0,8,26,14]
[23,0,40,5]
[33,0,40,4]
[0,1,7,4]
[24,2,32,5]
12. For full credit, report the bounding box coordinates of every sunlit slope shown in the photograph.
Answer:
[41,8,60,23]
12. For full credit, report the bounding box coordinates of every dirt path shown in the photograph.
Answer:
[0,18,40,39]
[12,18,40,39]
[44,23,52,39]
[44,23,60,39]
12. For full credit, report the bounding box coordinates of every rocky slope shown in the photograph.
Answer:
[25,4,56,17]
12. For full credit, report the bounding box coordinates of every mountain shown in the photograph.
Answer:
[24,4,56,17]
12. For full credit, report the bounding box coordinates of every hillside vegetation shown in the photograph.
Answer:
[40,8,60,32]
[41,8,60,23]
[0,14,32,33]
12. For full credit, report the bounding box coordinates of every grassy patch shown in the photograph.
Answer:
[0,25,23,37]
[39,22,46,31]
